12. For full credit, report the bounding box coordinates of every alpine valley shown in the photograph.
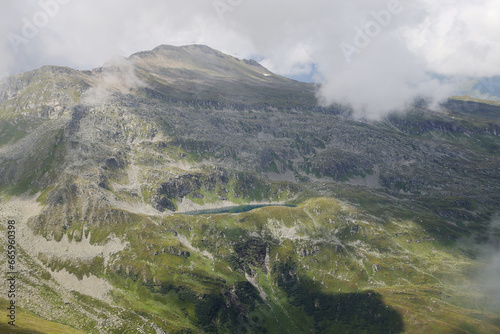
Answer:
[1,44,499,333]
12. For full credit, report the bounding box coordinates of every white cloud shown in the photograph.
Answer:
[1,0,500,118]
[82,56,146,106]
[404,0,500,77]
[260,43,314,78]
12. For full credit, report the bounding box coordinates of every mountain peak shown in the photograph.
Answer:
[128,44,318,108]
[1,42,500,334]
[130,43,268,77]
[155,43,226,55]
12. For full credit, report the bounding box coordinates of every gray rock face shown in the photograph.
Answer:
[0,44,498,232]
[1,44,499,334]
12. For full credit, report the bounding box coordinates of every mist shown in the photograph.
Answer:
[476,249,500,312]
[473,217,500,312]
[81,57,145,106]
[457,216,500,313]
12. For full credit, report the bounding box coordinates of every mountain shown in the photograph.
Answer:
[0,44,499,333]
[132,44,319,108]
[458,76,500,102]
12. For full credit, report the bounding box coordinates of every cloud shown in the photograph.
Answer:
[405,0,500,77]
[477,250,500,312]
[81,56,146,105]
[259,43,315,79]
[2,0,500,117]
[468,217,500,313]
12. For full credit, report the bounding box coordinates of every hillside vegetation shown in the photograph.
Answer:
[0,45,499,333]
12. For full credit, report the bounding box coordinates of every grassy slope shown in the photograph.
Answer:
[0,298,86,334]
[0,46,499,333]
[53,196,495,333]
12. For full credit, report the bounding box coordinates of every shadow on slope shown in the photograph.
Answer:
[276,261,405,334]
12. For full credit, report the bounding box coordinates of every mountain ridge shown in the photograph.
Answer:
[0,45,499,333]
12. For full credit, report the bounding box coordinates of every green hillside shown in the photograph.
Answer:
[0,45,499,333]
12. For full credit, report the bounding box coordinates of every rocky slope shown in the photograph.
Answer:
[0,45,499,333]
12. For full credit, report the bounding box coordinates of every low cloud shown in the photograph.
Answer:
[473,217,500,312]
[476,248,500,312]
[81,57,145,106]
[314,41,458,119]
[458,216,500,313]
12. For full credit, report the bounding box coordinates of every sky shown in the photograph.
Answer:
[1,0,500,118]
